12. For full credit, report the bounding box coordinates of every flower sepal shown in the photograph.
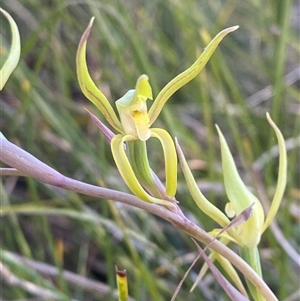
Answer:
[0,8,21,90]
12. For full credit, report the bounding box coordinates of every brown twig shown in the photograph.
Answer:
[0,138,278,301]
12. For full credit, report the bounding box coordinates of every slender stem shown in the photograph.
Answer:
[50,177,277,301]
[0,138,278,300]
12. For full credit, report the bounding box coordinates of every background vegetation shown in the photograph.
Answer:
[1,0,299,300]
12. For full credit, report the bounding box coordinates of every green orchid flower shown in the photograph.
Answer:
[177,113,287,299]
[178,113,286,246]
[0,8,21,90]
[77,17,238,206]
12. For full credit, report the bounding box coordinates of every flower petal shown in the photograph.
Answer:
[76,17,123,133]
[176,138,230,227]
[135,74,153,100]
[116,75,152,141]
[262,113,287,232]
[131,110,151,141]
[151,129,177,198]
[0,8,20,90]
[214,252,249,298]
[149,26,239,125]
[216,126,264,248]
[111,134,174,206]
[191,237,248,297]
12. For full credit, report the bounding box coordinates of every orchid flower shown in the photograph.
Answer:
[0,8,20,90]
[177,113,287,299]
[77,17,238,206]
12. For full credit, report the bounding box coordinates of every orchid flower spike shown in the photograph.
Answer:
[177,113,287,247]
[216,113,287,248]
[177,114,287,296]
[77,17,238,206]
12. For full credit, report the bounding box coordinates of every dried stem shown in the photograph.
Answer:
[0,138,278,301]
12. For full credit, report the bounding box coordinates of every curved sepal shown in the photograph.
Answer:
[216,126,264,248]
[149,26,239,125]
[151,129,177,198]
[0,8,20,90]
[175,138,230,227]
[76,17,123,133]
[111,134,173,206]
[262,113,287,232]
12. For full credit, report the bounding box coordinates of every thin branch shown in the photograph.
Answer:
[0,138,278,301]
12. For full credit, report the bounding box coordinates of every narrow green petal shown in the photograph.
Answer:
[192,238,248,297]
[111,134,173,206]
[214,252,249,298]
[149,26,239,125]
[76,17,123,133]
[0,8,21,90]
[190,254,211,291]
[151,129,177,197]
[262,113,287,233]
[175,138,230,227]
[216,126,264,248]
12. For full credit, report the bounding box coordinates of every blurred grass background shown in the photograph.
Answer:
[0,0,299,300]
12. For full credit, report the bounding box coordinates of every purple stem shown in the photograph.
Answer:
[0,138,278,301]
